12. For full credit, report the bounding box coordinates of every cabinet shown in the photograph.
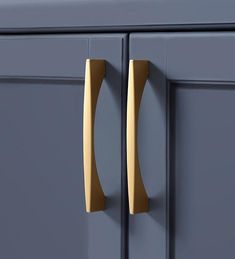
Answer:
[0,15,235,259]
[0,34,127,259]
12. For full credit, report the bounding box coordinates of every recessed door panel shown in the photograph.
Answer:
[172,83,235,259]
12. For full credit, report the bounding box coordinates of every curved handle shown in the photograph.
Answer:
[127,60,149,214]
[83,59,105,213]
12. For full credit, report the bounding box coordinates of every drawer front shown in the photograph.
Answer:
[129,32,235,259]
[0,34,127,259]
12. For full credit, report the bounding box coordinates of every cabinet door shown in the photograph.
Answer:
[0,34,127,259]
[129,33,235,259]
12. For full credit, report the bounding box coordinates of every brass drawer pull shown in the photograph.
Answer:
[127,60,149,214]
[83,59,105,213]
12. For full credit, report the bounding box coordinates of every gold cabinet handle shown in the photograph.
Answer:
[127,60,149,214]
[83,59,105,213]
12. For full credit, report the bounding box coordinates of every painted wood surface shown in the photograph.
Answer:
[0,34,127,259]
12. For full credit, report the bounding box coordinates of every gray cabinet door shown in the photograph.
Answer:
[129,32,235,259]
[0,34,127,259]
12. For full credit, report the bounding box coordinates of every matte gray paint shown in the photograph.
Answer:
[172,83,235,259]
[88,35,127,259]
[0,34,127,259]
[0,1,234,30]
[130,32,235,259]
[129,34,167,259]
[0,80,86,259]
[0,36,88,78]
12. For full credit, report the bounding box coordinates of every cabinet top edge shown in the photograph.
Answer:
[0,1,235,31]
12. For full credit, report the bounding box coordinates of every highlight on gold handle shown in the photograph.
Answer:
[127,60,149,214]
[83,59,105,213]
